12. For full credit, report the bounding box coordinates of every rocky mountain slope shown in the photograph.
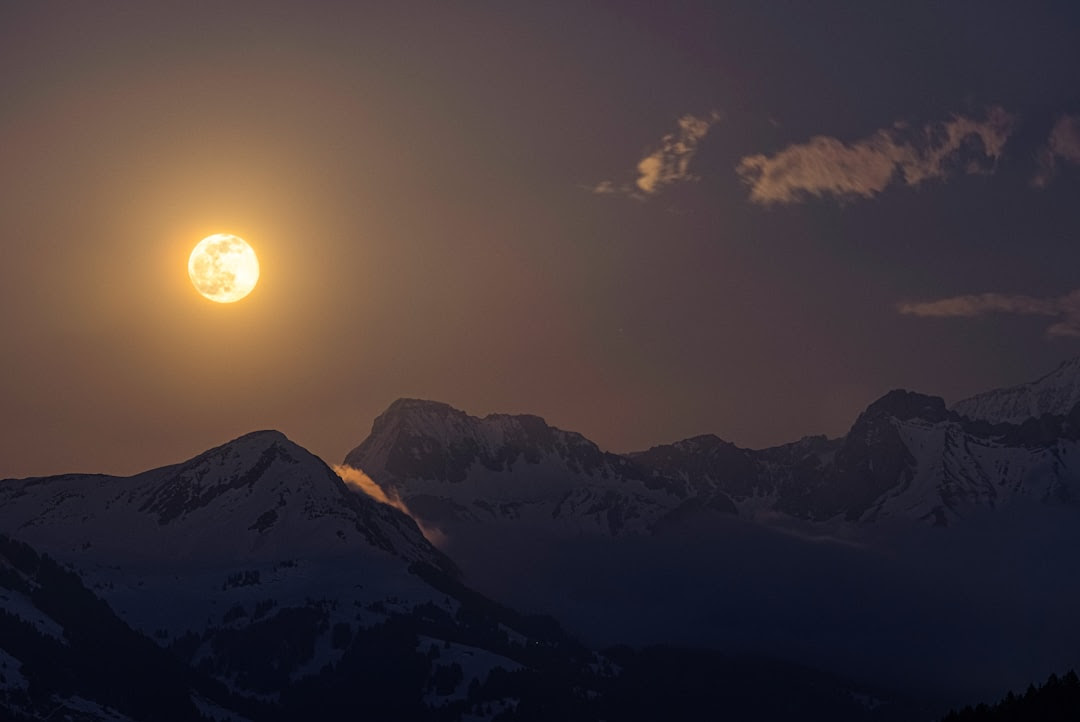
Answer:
[0,431,555,715]
[345,366,1080,536]
[344,398,698,536]
[952,356,1080,424]
[636,389,1080,526]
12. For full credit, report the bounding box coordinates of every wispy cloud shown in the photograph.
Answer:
[333,464,447,546]
[736,107,1014,205]
[1033,114,1080,188]
[898,289,1080,337]
[592,111,722,198]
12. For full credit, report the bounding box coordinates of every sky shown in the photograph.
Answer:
[3,1,1080,478]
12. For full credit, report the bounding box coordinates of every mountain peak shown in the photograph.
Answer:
[952,356,1080,424]
[135,431,317,526]
[232,429,290,444]
[366,398,472,439]
[383,398,462,416]
[863,389,949,423]
[375,394,468,423]
[681,432,730,446]
[347,398,627,490]
[0,428,449,572]
[189,429,302,468]
[1049,354,1080,373]
[181,429,310,474]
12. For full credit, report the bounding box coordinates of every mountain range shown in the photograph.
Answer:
[345,358,1080,536]
[4,358,1080,719]
[342,357,1080,702]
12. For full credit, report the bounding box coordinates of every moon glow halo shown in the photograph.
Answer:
[188,234,260,303]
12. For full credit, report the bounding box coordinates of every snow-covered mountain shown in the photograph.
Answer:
[0,430,546,710]
[346,367,1080,535]
[952,356,1080,424]
[0,430,452,642]
[344,399,698,536]
[340,370,1080,703]
[1,430,445,569]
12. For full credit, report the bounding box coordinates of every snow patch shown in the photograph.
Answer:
[0,588,66,642]
[0,648,27,691]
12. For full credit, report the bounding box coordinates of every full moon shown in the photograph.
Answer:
[188,234,260,303]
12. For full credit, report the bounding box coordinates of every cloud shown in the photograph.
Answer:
[591,179,619,195]
[898,289,1080,337]
[593,111,722,198]
[1033,114,1080,188]
[333,464,405,510]
[333,464,447,546]
[737,107,1014,205]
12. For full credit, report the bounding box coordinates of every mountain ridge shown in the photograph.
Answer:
[345,358,1080,533]
[952,355,1080,424]
[335,363,1080,704]
[2,428,449,572]
[0,429,496,704]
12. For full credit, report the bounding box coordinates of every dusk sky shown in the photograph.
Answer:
[4,1,1080,478]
